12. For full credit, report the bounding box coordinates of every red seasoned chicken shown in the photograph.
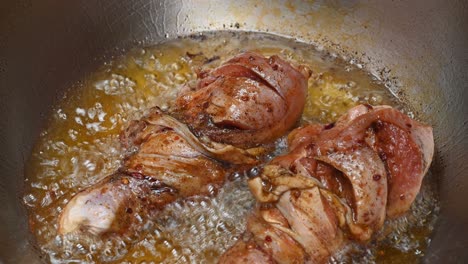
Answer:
[313,105,434,218]
[174,52,311,148]
[220,104,434,263]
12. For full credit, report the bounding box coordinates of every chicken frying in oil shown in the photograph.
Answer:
[57,51,433,264]
[220,104,433,263]
[58,52,311,238]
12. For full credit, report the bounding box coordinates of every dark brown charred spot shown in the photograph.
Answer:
[305,143,316,154]
[240,94,250,101]
[204,55,220,64]
[120,120,148,147]
[262,179,274,193]
[186,51,203,59]
[215,121,243,130]
[259,203,275,210]
[363,212,371,222]
[406,123,412,128]
[125,207,133,214]
[356,139,366,146]
[363,103,373,110]
[268,56,278,65]
[291,189,301,199]
[378,151,388,161]
[130,172,146,180]
[373,174,382,181]
[133,165,144,173]
[289,164,298,174]
[160,127,171,133]
[197,70,212,82]
[48,191,57,200]
[324,122,335,130]
[374,120,385,131]
[266,105,273,113]
[265,235,272,243]
[272,64,279,71]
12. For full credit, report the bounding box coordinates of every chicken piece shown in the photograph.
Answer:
[220,207,307,264]
[273,105,432,238]
[59,105,272,236]
[316,146,387,241]
[175,52,311,148]
[248,208,307,264]
[220,187,342,264]
[124,129,226,197]
[59,130,226,234]
[314,105,434,218]
[372,121,433,217]
[121,108,227,196]
[58,173,177,236]
[59,109,229,236]
[277,187,342,263]
[218,240,274,264]
[221,104,434,263]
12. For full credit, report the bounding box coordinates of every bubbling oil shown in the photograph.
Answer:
[23,31,438,263]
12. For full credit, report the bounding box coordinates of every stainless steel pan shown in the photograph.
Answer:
[1,0,467,262]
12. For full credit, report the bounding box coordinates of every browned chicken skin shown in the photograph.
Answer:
[58,52,310,238]
[220,104,434,263]
[58,108,227,236]
[175,52,311,148]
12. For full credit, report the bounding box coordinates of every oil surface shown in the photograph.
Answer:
[23,31,438,263]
